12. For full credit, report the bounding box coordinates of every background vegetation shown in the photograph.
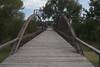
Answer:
[0,0,100,66]
[0,0,41,62]
[74,0,100,49]
[0,0,24,44]
[43,0,100,49]
[0,0,24,62]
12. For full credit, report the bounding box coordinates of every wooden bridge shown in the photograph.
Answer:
[0,28,94,67]
[0,10,100,67]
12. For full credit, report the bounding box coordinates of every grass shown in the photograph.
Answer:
[82,46,99,67]
[0,46,11,62]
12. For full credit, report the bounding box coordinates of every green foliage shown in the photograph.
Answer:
[43,0,82,19]
[26,21,37,34]
[25,15,42,34]
[0,0,24,43]
[74,0,100,49]
[43,0,82,35]
[43,0,100,49]
[0,46,11,62]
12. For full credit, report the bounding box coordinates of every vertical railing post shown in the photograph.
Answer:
[62,15,84,55]
[10,15,33,54]
[76,42,84,55]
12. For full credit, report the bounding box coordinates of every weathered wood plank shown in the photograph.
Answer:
[0,28,94,67]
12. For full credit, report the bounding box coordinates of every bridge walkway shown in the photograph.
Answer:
[0,28,94,67]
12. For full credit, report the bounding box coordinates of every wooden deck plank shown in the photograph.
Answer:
[0,29,94,67]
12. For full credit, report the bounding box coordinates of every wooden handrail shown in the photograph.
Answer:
[0,30,42,50]
[60,14,83,53]
[0,38,19,50]
[22,30,42,39]
[12,13,43,53]
[54,13,100,67]
[76,37,100,55]
[60,14,100,55]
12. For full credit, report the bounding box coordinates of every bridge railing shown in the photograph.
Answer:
[0,13,43,62]
[76,37,100,67]
[0,38,18,50]
[54,14,100,67]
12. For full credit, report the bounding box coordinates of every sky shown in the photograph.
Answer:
[79,0,90,10]
[22,0,90,19]
[22,0,47,19]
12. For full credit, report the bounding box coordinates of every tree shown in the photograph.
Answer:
[76,0,100,48]
[43,0,82,35]
[0,0,24,43]
[43,0,82,18]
